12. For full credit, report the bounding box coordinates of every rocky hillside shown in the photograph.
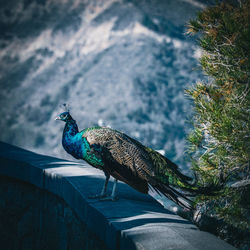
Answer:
[0,0,209,172]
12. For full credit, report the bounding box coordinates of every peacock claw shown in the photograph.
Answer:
[88,194,108,199]
[99,196,119,202]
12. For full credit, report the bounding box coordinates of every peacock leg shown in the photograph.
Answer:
[100,179,118,201]
[111,179,117,198]
[88,174,110,199]
[100,174,110,196]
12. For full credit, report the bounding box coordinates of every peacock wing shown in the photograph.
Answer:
[82,128,155,192]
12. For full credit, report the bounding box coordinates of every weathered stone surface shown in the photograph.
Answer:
[0,176,107,250]
[0,141,236,250]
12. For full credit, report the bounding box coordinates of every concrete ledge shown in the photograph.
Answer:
[0,142,236,250]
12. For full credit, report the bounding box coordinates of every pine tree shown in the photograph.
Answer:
[186,0,249,238]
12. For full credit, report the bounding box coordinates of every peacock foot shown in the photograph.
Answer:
[99,195,119,202]
[88,194,108,199]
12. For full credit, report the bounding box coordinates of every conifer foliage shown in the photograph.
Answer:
[186,0,249,231]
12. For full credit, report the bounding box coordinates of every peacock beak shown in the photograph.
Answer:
[55,116,61,121]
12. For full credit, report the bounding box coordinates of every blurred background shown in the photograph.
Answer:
[0,0,213,173]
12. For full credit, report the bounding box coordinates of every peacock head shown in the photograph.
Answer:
[55,111,72,122]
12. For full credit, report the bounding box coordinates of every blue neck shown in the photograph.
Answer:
[62,119,84,159]
[63,119,79,137]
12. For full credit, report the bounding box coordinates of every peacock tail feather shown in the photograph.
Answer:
[143,147,194,189]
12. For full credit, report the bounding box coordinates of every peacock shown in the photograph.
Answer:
[56,111,198,210]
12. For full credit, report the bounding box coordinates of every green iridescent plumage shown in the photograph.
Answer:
[145,147,191,187]
[82,137,104,167]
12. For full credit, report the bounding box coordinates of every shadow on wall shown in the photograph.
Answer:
[0,175,108,250]
[0,174,194,250]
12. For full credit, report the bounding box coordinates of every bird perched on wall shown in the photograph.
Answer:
[56,110,197,210]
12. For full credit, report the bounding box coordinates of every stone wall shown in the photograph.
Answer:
[0,142,236,250]
[0,176,107,250]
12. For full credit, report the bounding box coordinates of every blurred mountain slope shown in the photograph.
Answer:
[0,0,208,172]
